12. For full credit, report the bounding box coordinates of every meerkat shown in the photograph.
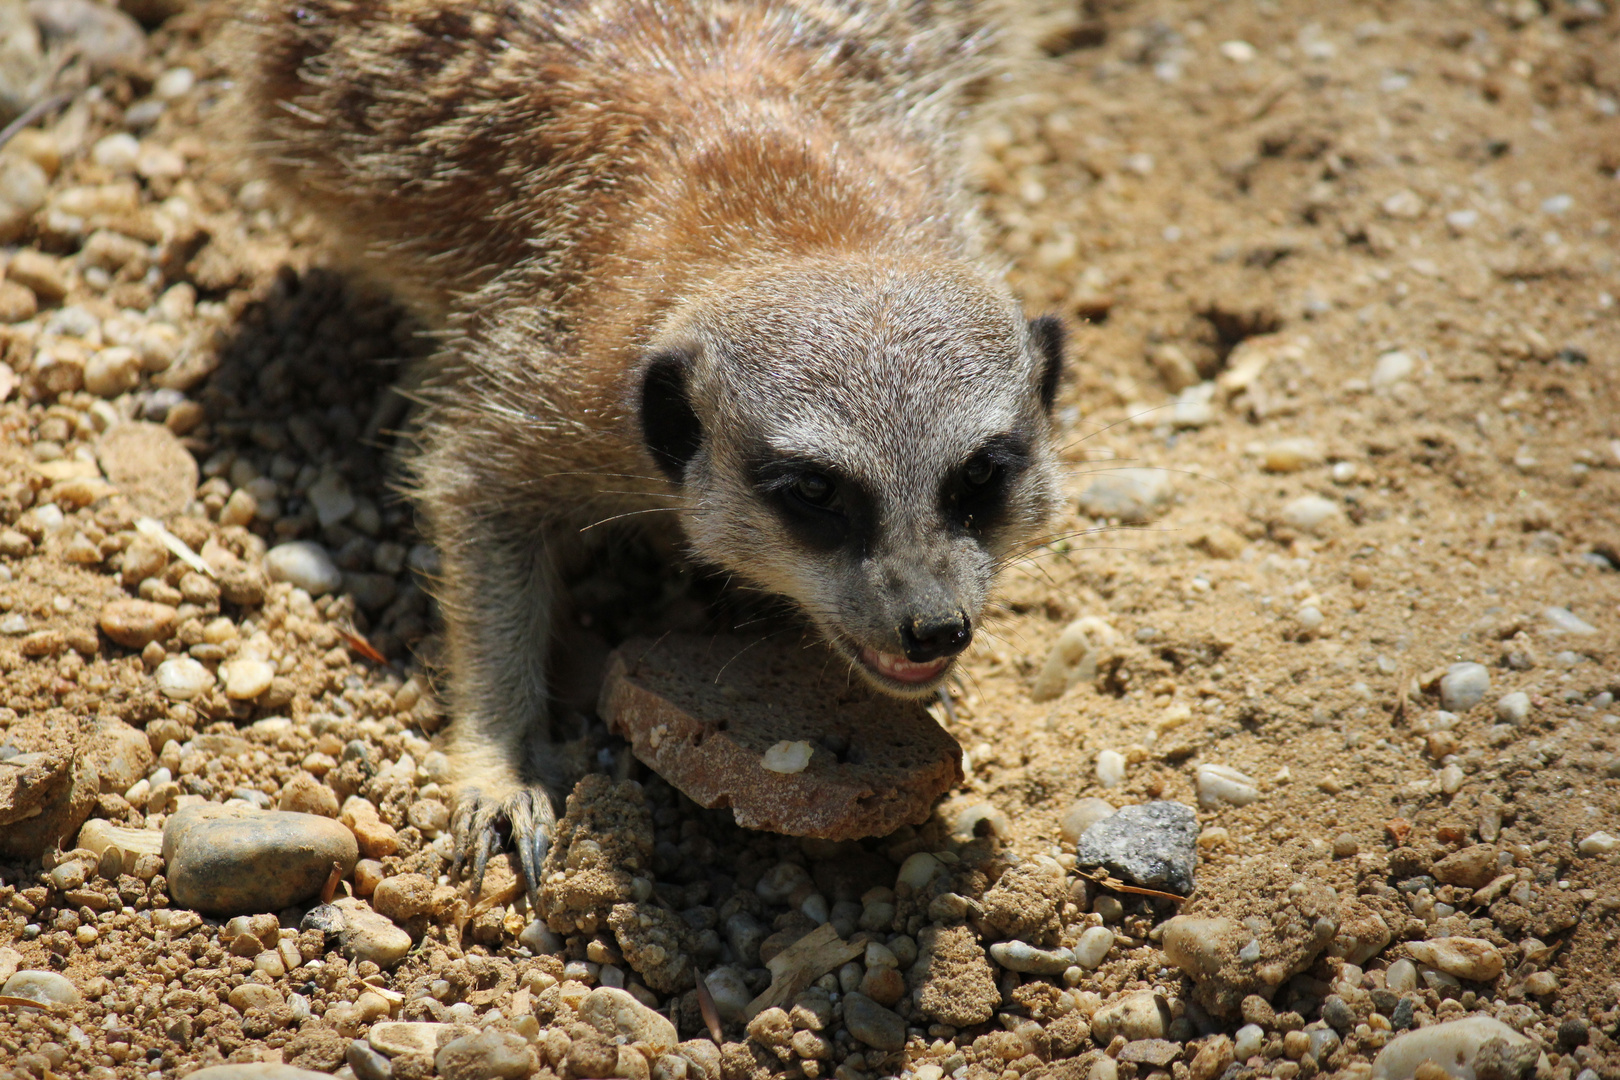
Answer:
[236,0,1067,893]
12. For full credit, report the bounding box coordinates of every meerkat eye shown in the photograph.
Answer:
[962,454,998,489]
[792,472,836,507]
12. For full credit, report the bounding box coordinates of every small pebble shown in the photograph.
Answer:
[1094,749,1126,787]
[1371,350,1414,388]
[1196,762,1260,808]
[987,940,1074,975]
[578,987,679,1053]
[1091,990,1170,1043]
[1233,1023,1265,1059]
[842,992,906,1052]
[1438,663,1490,711]
[435,1030,535,1080]
[1262,438,1321,473]
[1280,495,1340,535]
[1385,958,1418,993]
[370,1022,444,1058]
[332,897,413,967]
[1577,831,1617,855]
[1403,937,1504,982]
[1072,925,1114,969]
[1494,691,1531,724]
[222,657,276,700]
[265,541,343,596]
[91,133,140,173]
[154,656,212,700]
[1077,468,1172,523]
[347,1040,393,1080]
[1544,606,1598,635]
[1058,797,1116,844]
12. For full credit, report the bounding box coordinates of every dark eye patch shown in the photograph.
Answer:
[943,433,1030,534]
[750,452,873,553]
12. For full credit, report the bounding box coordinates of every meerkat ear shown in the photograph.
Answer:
[639,349,703,482]
[1029,315,1066,413]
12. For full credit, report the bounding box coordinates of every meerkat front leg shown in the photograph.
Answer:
[433,511,565,902]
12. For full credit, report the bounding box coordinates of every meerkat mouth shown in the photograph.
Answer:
[857,647,953,688]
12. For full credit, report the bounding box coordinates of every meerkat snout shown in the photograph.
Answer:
[635,257,1066,697]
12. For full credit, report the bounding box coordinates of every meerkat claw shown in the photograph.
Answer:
[450,786,556,910]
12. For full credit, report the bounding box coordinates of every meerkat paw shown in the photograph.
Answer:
[449,783,556,907]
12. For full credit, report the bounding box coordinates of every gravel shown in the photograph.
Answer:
[1438,662,1491,711]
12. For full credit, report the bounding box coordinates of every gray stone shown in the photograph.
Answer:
[1077,800,1199,893]
[1078,468,1172,523]
[348,1039,395,1080]
[1439,663,1491,711]
[842,992,906,1052]
[434,1030,536,1080]
[162,803,358,915]
[1,969,79,1006]
[29,0,146,72]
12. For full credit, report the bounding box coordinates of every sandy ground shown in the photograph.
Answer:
[0,0,1617,1078]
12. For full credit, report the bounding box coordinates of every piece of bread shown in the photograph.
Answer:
[598,634,964,840]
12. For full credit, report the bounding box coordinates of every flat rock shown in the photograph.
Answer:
[435,1030,536,1080]
[95,422,198,517]
[1076,801,1199,893]
[1370,1016,1534,1080]
[842,991,906,1052]
[2,969,79,1007]
[1077,468,1172,522]
[162,803,358,915]
[598,635,962,840]
[370,1021,444,1058]
[186,1067,337,1080]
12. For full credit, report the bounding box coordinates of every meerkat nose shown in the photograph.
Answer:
[899,611,972,664]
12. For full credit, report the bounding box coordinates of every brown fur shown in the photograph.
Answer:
[234,0,1062,892]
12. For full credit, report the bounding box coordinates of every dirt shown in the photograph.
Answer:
[0,0,1617,1078]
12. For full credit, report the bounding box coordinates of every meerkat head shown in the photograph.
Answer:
[633,256,1065,698]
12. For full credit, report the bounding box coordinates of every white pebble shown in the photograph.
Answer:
[1219,40,1257,63]
[1073,926,1114,969]
[895,852,944,891]
[1385,957,1418,993]
[1196,763,1259,809]
[154,657,212,700]
[1094,749,1126,788]
[265,541,342,596]
[154,67,195,99]
[1371,350,1414,388]
[1578,831,1617,855]
[762,740,813,774]
[1494,692,1531,725]
[1330,461,1358,484]
[222,657,275,700]
[1296,605,1324,631]
[1438,662,1490,711]
[953,802,1011,839]
[92,133,141,173]
[1280,495,1340,534]
[306,471,356,527]
[1544,606,1597,635]
[1234,1023,1265,1059]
